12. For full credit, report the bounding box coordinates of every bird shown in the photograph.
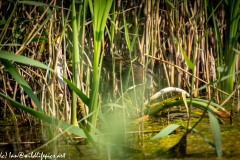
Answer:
[102,53,147,86]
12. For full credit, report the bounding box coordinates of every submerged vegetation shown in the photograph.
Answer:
[0,0,239,159]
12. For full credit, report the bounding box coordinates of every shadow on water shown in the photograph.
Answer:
[0,124,43,156]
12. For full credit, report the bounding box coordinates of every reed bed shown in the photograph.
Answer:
[0,0,239,158]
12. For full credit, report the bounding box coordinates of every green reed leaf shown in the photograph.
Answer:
[0,91,99,141]
[208,109,222,157]
[0,59,43,113]
[0,51,54,72]
[150,124,181,140]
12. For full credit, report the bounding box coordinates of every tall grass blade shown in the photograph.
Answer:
[63,77,90,106]
[0,51,54,71]
[71,0,81,125]
[87,0,113,133]
[0,92,98,140]
[197,69,240,92]
[208,109,222,157]
[150,124,181,140]
[0,59,43,113]
[192,128,215,148]
[79,123,100,152]
[220,0,240,95]
[170,33,194,70]
[19,1,49,6]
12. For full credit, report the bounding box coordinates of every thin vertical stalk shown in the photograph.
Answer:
[205,3,212,100]
[71,0,80,125]
[0,1,17,45]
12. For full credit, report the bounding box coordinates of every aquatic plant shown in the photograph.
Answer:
[0,0,239,159]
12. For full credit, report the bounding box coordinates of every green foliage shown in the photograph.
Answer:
[71,0,81,126]
[171,33,194,70]
[63,77,90,106]
[19,1,50,6]
[208,109,222,157]
[0,0,238,158]
[0,51,54,113]
[149,97,223,157]
[87,0,113,133]
[0,89,96,140]
[0,51,53,70]
[1,59,43,113]
[0,50,103,147]
[0,47,125,155]
[150,124,182,140]
[208,0,240,95]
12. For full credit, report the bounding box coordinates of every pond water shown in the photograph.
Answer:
[0,113,240,160]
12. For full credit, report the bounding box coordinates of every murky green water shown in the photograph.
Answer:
[47,116,240,160]
[1,113,240,160]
